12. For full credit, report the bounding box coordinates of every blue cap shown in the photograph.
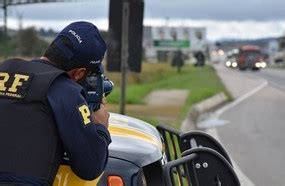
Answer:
[53,21,107,70]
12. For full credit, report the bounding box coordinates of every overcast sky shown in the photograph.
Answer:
[3,0,285,40]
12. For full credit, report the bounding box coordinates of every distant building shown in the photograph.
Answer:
[143,26,207,61]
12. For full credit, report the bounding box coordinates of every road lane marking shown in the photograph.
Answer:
[197,79,268,128]
[202,75,268,186]
[267,80,285,92]
[252,71,285,92]
[215,80,268,117]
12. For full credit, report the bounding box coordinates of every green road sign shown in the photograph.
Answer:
[154,40,190,48]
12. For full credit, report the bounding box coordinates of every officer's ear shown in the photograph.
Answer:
[67,68,87,81]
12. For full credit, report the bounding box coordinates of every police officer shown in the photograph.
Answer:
[0,21,111,185]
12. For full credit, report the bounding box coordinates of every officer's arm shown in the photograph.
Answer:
[47,76,111,180]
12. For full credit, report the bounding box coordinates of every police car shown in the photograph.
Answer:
[54,113,240,186]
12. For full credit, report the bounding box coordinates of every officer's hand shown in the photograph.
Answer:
[92,103,110,129]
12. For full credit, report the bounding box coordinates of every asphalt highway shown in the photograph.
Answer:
[214,66,285,186]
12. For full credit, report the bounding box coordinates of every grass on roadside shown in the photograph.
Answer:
[106,63,178,104]
[106,63,230,128]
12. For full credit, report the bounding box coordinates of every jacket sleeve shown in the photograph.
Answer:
[47,76,111,180]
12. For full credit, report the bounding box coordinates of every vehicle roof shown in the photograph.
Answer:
[240,45,261,51]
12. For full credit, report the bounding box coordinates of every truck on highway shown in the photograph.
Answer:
[237,45,266,70]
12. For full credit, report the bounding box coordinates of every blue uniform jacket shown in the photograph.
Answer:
[0,74,111,185]
[47,75,111,180]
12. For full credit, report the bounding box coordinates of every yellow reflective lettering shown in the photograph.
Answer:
[8,74,29,93]
[0,72,9,91]
[78,105,91,125]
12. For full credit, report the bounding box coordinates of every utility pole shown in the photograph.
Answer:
[3,0,7,34]
[119,0,130,115]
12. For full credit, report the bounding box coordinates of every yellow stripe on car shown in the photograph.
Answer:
[53,165,102,186]
[109,124,162,150]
